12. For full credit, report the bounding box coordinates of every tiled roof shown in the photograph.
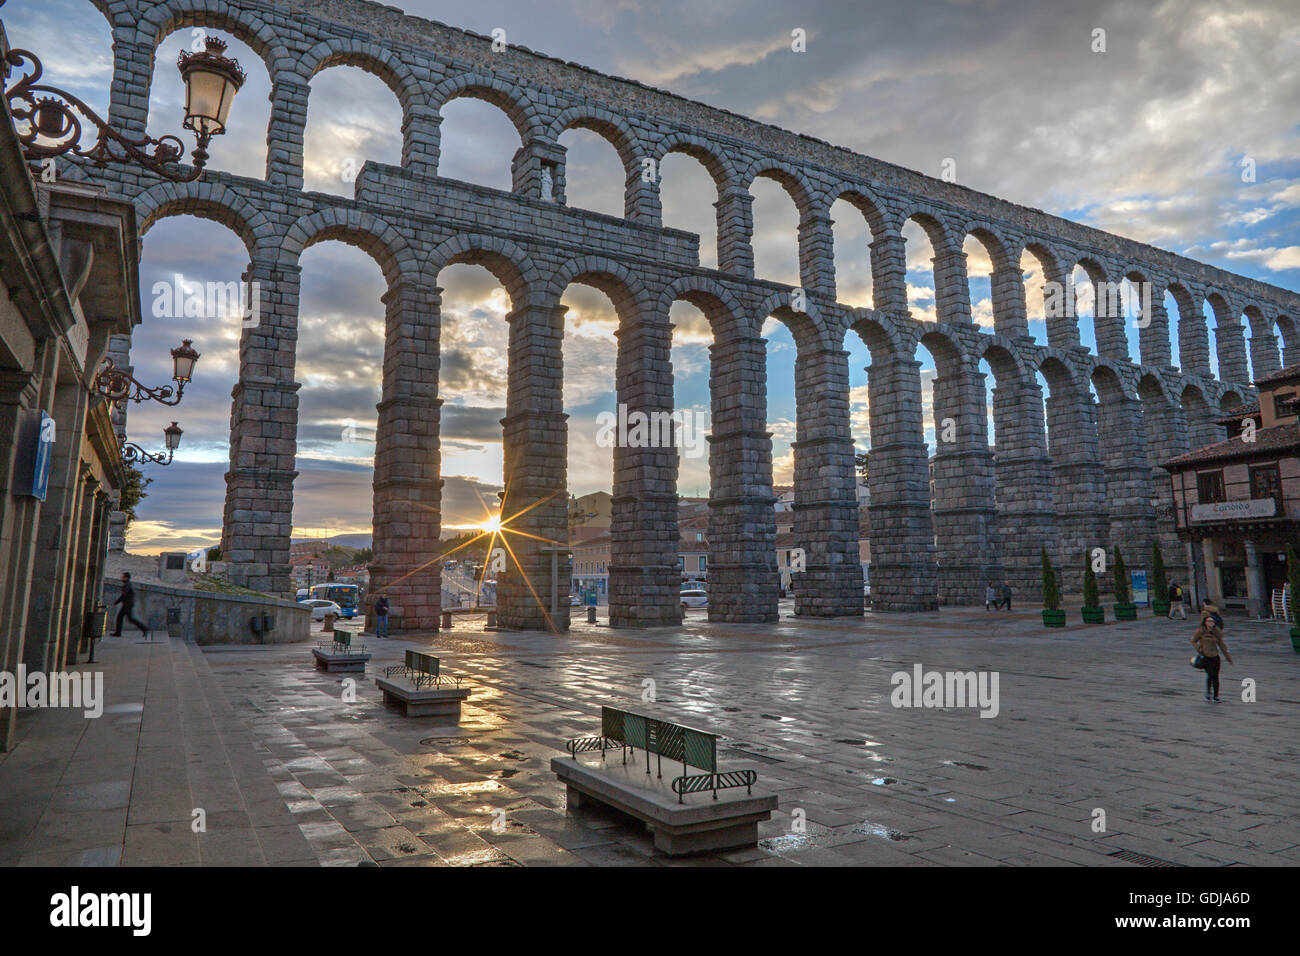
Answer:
[1252,365,1300,389]
[1162,423,1300,468]
[1214,401,1259,425]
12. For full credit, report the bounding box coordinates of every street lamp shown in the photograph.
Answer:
[95,339,200,408]
[119,421,183,466]
[4,36,245,180]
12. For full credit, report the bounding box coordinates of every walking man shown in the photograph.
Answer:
[374,593,390,637]
[1000,581,1013,611]
[1168,581,1187,620]
[110,572,148,637]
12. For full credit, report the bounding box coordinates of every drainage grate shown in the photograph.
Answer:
[1108,849,1183,867]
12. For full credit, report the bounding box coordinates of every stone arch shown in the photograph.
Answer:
[979,337,1056,599]
[1019,240,1067,347]
[1243,303,1280,380]
[424,234,537,309]
[281,209,417,287]
[139,1,288,82]
[655,132,738,190]
[901,210,968,325]
[1066,256,1124,360]
[1167,281,1210,375]
[299,39,427,113]
[828,185,892,240]
[962,225,1019,336]
[1219,388,1248,413]
[756,290,828,353]
[545,256,649,319]
[430,72,546,145]
[1277,312,1300,367]
[657,276,748,338]
[550,107,643,177]
[918,323,999,603]
[739,159,818,216]
[133,181,272,257]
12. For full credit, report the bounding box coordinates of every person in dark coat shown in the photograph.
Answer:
[374,593,390,637]
[111,572,148,636]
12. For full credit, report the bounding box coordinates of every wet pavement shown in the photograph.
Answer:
[3,603,1298,866]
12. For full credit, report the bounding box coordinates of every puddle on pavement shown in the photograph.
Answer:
[853,821,914,842]
[943,760,989,771]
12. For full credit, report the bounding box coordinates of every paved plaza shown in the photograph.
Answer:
[1,606,1297,867]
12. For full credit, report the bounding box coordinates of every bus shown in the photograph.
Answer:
[306,583,364,618]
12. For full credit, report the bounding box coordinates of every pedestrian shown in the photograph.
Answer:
[374,593,390,637]
[984,582,997,610]
[1191,614,1233,702]
[110,572,148,637]
[1000,581,1013,611]
[1168,581,1187,620]
[1201,598,1224,631]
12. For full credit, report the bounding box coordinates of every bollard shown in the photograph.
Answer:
[587,606,596,624]
[323,612,337,633]
[486,610,497,629]
[441,610,452,630]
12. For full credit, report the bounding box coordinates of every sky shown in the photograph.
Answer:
[6,0,1299,553]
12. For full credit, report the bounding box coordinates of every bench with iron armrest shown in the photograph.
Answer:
[376,649,470,718]
[310,630,372,672]
[553,705,776,855]
[383,649,463,688]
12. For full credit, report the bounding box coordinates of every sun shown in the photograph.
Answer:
[481,514,503,533]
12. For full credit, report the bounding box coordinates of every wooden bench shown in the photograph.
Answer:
[375,650,470,718]
[310,632,371,673]
[552,705,776,855]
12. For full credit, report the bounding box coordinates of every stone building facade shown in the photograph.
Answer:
[0,41,134,749]
[80,0,1300,631]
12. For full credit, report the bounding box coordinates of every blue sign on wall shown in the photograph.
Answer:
[31,412,55,501]
[1131,569,1149,607]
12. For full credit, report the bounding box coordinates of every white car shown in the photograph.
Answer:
[300,599,342,621]
[680,589,708,611]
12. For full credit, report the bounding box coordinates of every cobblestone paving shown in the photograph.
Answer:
[203,605,1300,867]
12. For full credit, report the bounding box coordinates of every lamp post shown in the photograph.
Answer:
[95,339,200,409]
[119,421,183,467]
[4,37,245,180]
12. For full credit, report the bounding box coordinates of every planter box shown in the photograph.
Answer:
[1042,609,1066,628]
[1113,603,1137,621]
[1151,600,1170,616]
[1080,606,1105,624]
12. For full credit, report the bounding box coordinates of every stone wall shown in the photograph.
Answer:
[102,579,311,645]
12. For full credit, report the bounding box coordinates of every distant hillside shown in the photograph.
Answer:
[292,533,372,549]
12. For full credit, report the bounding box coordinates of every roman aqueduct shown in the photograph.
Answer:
[80,0,1300,631]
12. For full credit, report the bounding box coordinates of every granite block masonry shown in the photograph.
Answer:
[87,0,1299,629]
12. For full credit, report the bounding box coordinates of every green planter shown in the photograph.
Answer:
[1080,606,1105,624]
[1113,603,1137,621]
[1151,600,1170,617]
[1042,609,1066,628]
[1291,627,1300,654]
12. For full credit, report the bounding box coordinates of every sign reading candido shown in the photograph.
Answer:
[1189,498,1276,523]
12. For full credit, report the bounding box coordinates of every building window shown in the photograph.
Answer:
[699,555,707,572]
[1249,463,1282,506]
[1197,470,1225,503]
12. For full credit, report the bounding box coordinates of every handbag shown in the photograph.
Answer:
[1190,654,1205,669]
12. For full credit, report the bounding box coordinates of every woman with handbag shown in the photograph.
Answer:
[1191,616,1233,702]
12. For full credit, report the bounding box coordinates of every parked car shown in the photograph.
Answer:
[680,589,708,611]
[299,598,342,621]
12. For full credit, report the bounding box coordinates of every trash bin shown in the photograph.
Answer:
[323,611,338,633]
